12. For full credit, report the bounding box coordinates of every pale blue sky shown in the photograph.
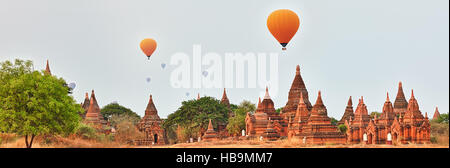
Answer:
[0,0,448,119]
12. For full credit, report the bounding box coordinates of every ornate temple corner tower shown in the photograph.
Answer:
[433,107,441,120]
[80,92,90,119]
[298,91,346,145]
[218,88,231,136]
[203,119,219,141]
[390,90,430,144]
[137,95,165,145]
[338,96,354,125]
[394,82,408,117]
[44,60,51,75]
[345,96,371,144]
[84,90,107,130]
[245,87,285,138]
[287,92,309,139]
[263,119,280,141]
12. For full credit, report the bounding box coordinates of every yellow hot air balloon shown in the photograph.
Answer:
[267,9,300,50]
[140,38,157,60]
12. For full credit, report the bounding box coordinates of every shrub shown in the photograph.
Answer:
[338,124,347,134]
[76,123,97,139]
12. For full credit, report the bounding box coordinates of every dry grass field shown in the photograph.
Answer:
[1,134,447,148]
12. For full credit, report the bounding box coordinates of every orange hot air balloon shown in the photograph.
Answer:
[140,38,157,60]
[267,9,300,50]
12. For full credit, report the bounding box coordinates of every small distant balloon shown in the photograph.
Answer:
[202,71,208,77]
[161,63,166,69]
[146,77,151,83]
[140,38,157,60]
[68,82,76,89]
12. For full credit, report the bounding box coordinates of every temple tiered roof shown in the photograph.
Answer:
[394,82,408,116]
[283,65,312,116]
[338,96,354,125]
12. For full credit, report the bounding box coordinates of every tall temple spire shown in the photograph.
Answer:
[394,82,408,116]
[339,96,354,125]
[197,93,200,100]
[145,94,158,116]
[284,65,313,115]
[264,87,271,99]
[315,91,324,106]
[85,90,102,125]
[45,60,51,75]
[295,92,309,122]
[82,92,90,111]
[347,96,353,106]
[433,107,440,120]
[220,88,230,106]
[381,92,395,120]
[405,89,423,119]
[207,119,214,131]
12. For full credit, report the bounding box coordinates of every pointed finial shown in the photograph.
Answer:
[45,59,51,75]
[411,89,415,98]
[85,92,89,99]
[361,96,364,103]
[399,81,402,88]
[315,90,323,105]
[197,93,200,100]
[91,89,95,95]
[347,96,352,106]
[264,86,271,99]
[386,92,390,101]
[150,94,153,101]
[425,112,428,118]
[208,119,213,130]
[296,65,300,75]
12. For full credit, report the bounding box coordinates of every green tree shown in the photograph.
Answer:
[0,60,83,148]
[100,102,141,125]
[330,117,338,126]
[163,96,230,142]
[226,100,256,136]
[338,124,347,134]
[370,111,381,119]
[276,107,283,114]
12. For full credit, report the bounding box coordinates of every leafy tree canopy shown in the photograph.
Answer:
[338,124,347,134]
[227,100,256,136]
[330,117,338,126]
[0,59,83,148]
[100,102,141,125]
[370,111,382,119]
[163,96,230,140]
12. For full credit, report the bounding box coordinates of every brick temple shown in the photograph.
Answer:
[83,90,108,130]
[245,65,431,145]
[345,83,431,144]
[245,65,346,144]
[136,95,165,145]
[433,107,440,120]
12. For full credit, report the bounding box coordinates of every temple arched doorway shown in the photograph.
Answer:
[367,133,373,144]
[393,132,398,143]
[153,134,158,144]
